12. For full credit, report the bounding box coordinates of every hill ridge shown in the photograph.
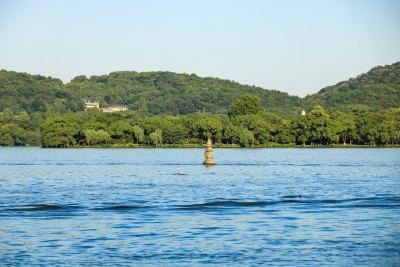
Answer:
[305,62,400,112]
[1,61,399,117]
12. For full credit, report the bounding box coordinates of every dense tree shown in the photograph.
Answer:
[149,129,162,147]
[133,125,145,144]
[228,94,263,117]
[42,127,76,148]
[290,115,309,145]
[159,120,187,144]
[83,121,108,131]
[1,124,25,146]
[355,113,382,146]
[23,131,40,146]
[40,116,83,148]
[84,129,111,145]
[232,114,272,144]
[0,131,14,146]
[223,123,242,145]
[331,111,356,145]
[192,118,223,143]
[275,120,295,144]
[306,105,330,145]
[109,120,134,142]
[241,128,255,147]
[0,110,40,146]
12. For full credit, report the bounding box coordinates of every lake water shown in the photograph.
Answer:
[1,147,399,266]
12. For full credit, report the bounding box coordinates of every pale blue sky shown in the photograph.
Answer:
[0,0,399,97]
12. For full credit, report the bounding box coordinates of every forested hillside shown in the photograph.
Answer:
[0,70,84,114]
[65,71,303,117]
[1,62,400,118]
[305,62,400,113]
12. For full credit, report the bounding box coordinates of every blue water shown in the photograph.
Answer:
[0,147,399,266]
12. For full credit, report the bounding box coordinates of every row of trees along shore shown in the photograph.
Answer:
[1,95,400,148]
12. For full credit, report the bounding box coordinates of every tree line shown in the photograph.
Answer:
[1,94,399,147]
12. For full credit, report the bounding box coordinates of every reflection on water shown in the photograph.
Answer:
[0,147,399,265]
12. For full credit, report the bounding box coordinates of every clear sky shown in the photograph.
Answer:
[0,0,399,97]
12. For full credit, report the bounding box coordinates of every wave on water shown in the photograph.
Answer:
[1,196,399,216]
[175,196,400,210]
[92,205,149,211]
[177,200,270,210]
[4,204,82,212]
[0,204,86,217]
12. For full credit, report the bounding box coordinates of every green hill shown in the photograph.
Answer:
[305,62,400,113]
[1,62,399,117]
[0,70,84,114]
[65,71,303,117]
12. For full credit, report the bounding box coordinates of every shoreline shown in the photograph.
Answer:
[4,144,400,148]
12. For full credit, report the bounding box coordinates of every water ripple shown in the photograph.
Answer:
[175,196,400,210]
[4,204,82,212]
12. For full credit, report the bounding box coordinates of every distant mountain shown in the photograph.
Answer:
[305,62,400,113]
[65,71,303,117]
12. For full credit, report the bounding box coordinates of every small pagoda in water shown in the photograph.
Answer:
[203,139,215,165]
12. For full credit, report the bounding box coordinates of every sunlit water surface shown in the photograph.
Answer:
[0,147,399,265]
